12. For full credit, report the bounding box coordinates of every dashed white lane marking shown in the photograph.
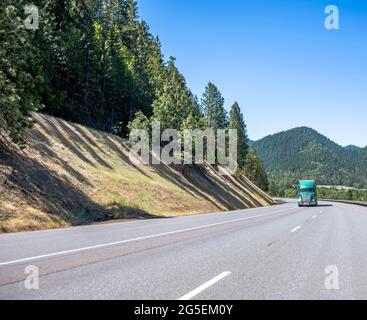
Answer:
[312,216,317,219]
[0,207,297,267]
[291,226,302,233]
[178,272,231,300]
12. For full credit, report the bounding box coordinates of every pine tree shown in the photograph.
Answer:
[269,180,279,196]
[95,0,132,131]
[229,102,249,168]
[39,0,136,134]
[128,111,150,133]
[122,0,165,120]
[39,0,103,127]
[243,149,269,191]
[201,82,228,130]
[0,1,43,144]
[127,0,139,21]
[152,57,196,131]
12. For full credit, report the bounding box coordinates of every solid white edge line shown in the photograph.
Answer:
[178,272,231,301]
[291,226,302,233]
[0,207,296,267]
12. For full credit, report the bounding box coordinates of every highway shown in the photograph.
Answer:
[1,200,367,300]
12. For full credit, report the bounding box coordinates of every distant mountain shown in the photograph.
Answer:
[253,127,367,188]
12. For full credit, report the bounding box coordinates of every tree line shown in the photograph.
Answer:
[271,182,367,202]
[0,0,269,190]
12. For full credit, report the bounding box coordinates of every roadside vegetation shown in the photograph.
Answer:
[269,180,367,202]
[1,0,268,190]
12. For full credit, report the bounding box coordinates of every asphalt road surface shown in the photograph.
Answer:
[1,200,367,300]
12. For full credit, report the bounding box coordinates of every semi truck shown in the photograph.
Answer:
[298,180,318,207]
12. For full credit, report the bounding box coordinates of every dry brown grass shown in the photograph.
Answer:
[0,113,276,233]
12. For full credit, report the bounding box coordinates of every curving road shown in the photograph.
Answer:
[1,200,367,300]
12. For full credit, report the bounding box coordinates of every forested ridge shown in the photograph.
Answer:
[0,0,269,190]
[1,0,166,140]
[253,127,367,198]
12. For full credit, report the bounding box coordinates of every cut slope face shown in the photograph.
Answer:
[0,114,275,233]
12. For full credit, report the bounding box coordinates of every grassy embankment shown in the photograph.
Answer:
[0,114,275,233]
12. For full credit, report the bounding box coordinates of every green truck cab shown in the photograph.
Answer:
[298,180,318,207]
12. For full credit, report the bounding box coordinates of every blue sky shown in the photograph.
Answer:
[139,0,367,147]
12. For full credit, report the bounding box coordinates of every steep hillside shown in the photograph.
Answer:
[253,127,367,188]
[0,114,275,233]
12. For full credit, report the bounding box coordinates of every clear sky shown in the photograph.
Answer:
[138,0,367,147]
